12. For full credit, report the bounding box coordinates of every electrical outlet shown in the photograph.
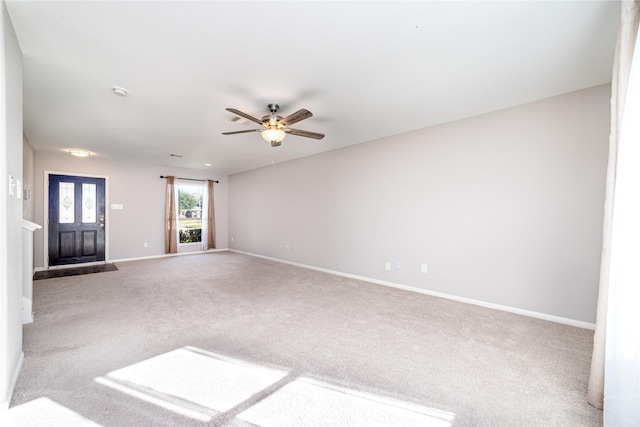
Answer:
[143,242,148,248]
[231,237,234,242]
[385,262,391,271]
[285,244,290,252]
[421,264,428,273]
[395,260,401,269]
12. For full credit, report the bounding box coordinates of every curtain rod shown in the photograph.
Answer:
[160,176,219,183]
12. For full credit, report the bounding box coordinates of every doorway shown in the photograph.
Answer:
[47,174,106,266]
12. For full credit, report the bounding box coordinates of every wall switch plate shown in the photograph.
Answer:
[394,260,401,269]
[8,175,16,197]
[385,262,391,271]
[143,242,148,248]
[421,264,428,273]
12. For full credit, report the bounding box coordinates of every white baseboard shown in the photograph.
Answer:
[0,352,24,411]
[33,249,231,271]
[230,249,596,330]
[111,248,230,264]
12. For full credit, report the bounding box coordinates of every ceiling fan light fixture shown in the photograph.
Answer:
[261,127,286,145]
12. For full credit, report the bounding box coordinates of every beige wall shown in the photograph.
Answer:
[229,85,610,324]
[33,152,228,268]
[1,0,23,408]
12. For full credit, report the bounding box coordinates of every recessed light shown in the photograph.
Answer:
[204,163,212,166]
[112,86,128,97]
[69,149,91,157]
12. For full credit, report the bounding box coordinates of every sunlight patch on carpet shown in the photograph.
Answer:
[94,376,213,422]
[237,377,455,426]
[95,347,287,421]
[95,347,455,425]
[0,397,102,426]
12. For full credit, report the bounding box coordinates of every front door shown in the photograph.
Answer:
[48,174,106,266]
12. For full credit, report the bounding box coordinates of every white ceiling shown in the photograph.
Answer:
[6,1,619,176]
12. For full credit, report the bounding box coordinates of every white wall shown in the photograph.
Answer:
[229,85,610,324]
[0,0,23,409]
[22,136,34,222]
[33,153,228,268]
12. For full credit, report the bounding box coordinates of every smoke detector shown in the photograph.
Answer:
[112,86,128,97]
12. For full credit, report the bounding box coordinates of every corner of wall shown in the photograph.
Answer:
[0,0,24,408]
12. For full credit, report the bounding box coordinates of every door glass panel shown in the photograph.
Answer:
[82,183,97,223]
[59,182,75,224]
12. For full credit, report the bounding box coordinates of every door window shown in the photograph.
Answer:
[59,182,75,223]
[82,183,97,223]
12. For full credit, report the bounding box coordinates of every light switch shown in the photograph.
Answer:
[8,175,15,197]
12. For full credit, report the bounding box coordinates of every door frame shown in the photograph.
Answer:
[44,170,110,270]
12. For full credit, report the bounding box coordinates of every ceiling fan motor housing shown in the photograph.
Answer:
[262,115,284,128]
[264,103,283,128]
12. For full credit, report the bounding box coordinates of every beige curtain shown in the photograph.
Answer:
[588,0,640,410]
[164,176,178,254]
[205,179,216,249]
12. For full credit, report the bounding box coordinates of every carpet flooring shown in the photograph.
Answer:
[33,263,118,280]
[6,252,601,426]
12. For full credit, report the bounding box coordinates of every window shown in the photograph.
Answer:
[177,182,204,244]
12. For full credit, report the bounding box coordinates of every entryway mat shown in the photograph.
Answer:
[34,263,118,280]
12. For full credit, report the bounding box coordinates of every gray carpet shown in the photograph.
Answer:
[7,252,601,426]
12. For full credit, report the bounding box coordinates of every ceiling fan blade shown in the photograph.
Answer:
[222,129,262,135]
[280,109,313,126]
[225,108,264,125]
[284,128,325,140]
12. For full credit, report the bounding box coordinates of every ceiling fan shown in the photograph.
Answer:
[223,104,325,147]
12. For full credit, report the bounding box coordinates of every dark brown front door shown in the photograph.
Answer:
[48,174,106,266]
